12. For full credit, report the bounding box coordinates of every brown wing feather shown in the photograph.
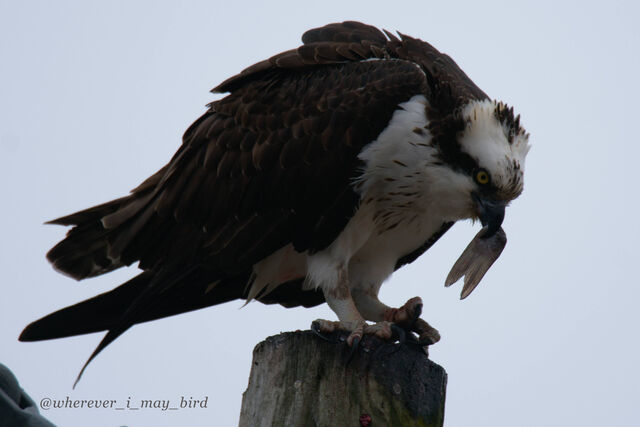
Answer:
[213,22,391,93]
[47,21,488,283]
[43,20,489,318]
[214,20,487,111]
[29,23,494,371]
[134,59,429,273]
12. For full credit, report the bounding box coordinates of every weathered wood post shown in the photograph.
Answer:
[239,331,447,426]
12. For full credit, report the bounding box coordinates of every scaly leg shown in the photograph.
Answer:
[352,291,441,345]
[312,268,396,346]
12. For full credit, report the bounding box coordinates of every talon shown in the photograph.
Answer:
[346,336,361,364]
[385,297,424,328]
[311,319,347,343]
[417,330,440,346]
[380,324,405,356]
[311,318,414,356]
[346,321,364,347]
[412,318,441,345]
[404,331,419,344]
[411,302,423,326]
[310,321,334,342]
[311,320,321,333]
[351,335,361,349]
[390,324,406,345]
[312,319,337,334]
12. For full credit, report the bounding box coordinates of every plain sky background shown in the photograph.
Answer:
[2,1,639,426]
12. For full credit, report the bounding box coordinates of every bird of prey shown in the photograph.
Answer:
[20,21,530,383]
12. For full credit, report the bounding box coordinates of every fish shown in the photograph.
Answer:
[445,226,507,299]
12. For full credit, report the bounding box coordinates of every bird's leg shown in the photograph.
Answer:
[352,291,441,345]
[312,268,394,346]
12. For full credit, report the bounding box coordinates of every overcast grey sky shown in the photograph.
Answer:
[2,1,639,426]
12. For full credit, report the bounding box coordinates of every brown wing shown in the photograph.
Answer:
[124,59,431,274]
[47,21,487,282]
[25,23,492,378]
[49,59,430,281]
[217,21,487,111]
[389,33,489,111]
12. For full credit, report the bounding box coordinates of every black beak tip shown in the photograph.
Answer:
[473,193,506,239]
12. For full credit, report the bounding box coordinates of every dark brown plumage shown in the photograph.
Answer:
[21,22,496,382]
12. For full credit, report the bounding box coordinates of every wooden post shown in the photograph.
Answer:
[239,331,447,426]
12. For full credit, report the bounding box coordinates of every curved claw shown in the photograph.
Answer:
[402,327,437,348]
[416,338,436,347]
[404,331,419,344]
[381,324,405,356]
[346,336,361,364]
[310,321,335,343]
[390,324,406,345]
[411,303,423,328]
[351,335,361,349]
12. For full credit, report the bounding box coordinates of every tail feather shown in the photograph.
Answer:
[46,196,134,280]
[45,167,168,281]
[47,223,120,280]
[20,267,326,386]
[20,272,325,344]
[46,194,158,281]
[70,268,193,387]
[45,196,129,226]
[19,269,252,342]
[19,272,153,341]
[20,268,238,386]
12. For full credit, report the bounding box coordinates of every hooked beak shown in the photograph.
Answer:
[472,193,506,239]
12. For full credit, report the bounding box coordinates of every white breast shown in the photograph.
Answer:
[250,95,476,299]
[345,95,456,293]
[308,94,467,294]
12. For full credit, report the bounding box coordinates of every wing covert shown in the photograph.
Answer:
[48,21,487,281]
[120,59,431,274]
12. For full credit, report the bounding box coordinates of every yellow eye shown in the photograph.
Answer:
[475,170,490,185]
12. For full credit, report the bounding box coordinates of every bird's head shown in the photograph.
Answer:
[428,99,530,236]
[459,100,530,236]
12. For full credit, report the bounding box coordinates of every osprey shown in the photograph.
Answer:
[20,21,529,383]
